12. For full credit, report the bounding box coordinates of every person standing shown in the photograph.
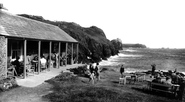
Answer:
[120,64,125,76]
[94,62,100,81]
[53,52,59,68]
[119,64,127,85]
[151,64,156,75]
[32,56,39,72]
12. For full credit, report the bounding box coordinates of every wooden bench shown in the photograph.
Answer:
[147,81,180,97]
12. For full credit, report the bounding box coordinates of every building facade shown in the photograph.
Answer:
[0,7,79,79]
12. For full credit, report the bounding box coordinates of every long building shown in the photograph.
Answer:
[0,4,79,79]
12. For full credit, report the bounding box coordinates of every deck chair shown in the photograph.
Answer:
[7,65,18,77]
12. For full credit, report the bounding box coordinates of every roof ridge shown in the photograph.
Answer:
[0,10,60,29]
[17,14,58,28]
[0,10,78,42]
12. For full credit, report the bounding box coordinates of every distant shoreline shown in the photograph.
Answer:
[99,48,185,75]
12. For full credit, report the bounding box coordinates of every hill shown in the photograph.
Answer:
[122,43,147,48]
[18,14,122,63]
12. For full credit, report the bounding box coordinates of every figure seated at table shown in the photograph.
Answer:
[32,56,39,72]
[40,56,47,71]
[11,56,23,76]
[162,76,172,85]
[152,72,172,84]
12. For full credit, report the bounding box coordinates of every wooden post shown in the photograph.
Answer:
[65,43,68,65]
[38,41,41,74]
[23,40,27,79]
[58,42,61,68]
[76,43,79,64]
[179,81,185,101]
[71,43,73,65]
[182,86,185,101]
[49,41,52,70]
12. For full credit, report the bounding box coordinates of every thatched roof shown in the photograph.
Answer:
[0,10,78,43]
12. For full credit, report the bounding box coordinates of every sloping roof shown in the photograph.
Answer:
[0,10,78,43]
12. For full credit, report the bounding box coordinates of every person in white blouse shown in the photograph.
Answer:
[40,56,47,69]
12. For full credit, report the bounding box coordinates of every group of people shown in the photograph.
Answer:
[31,55,48,72]
[86,62,100,84]
[150,64,185,100]
[9,51,68,77]
[9,54,48,76]
[151,64,185,85]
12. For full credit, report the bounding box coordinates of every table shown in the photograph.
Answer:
[135,72,146,81]
[32,60,38,72]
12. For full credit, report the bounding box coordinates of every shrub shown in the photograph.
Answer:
[0,77,18,91]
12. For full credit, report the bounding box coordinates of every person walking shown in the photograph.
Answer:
[88,63,95,84]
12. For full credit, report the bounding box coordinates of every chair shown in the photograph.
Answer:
[7,65,18,77]
[129,74,137,84]
[26,56,35,76]
[49,60,54,68]
[119,76,127,85]
[26,64,34,76]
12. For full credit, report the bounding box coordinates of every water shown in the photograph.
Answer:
[99,48,185,73]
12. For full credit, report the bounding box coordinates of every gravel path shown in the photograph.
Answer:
[0,82,53,102]
[0,64,84,102]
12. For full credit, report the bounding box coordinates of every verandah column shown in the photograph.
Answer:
[76,43,79,64]
[38,41,41,74]
[71,43,73,65]
[23,39,27,79]
[58,42,61,68]
[49,41,52,70]
[65,43,68,65]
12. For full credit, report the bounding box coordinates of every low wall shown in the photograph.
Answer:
[0,36,7,79]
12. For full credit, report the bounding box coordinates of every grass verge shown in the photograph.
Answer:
[43,72,142,102]
[43,71,181,102]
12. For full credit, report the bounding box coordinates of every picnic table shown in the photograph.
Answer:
[147,80,180,97]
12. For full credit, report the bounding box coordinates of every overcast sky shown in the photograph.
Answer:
[1,0,185,48]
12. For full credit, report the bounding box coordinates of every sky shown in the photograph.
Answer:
[1,0,185,48]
